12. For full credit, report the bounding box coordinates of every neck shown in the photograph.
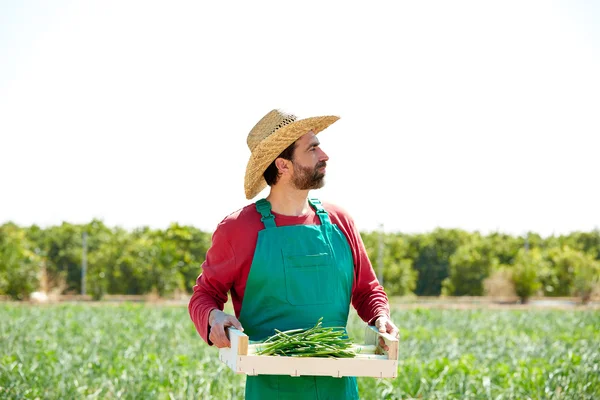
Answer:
[266,185,312,216]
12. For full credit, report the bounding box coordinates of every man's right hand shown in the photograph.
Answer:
[208,309,244,348]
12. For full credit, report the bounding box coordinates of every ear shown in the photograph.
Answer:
[275,158,291,176]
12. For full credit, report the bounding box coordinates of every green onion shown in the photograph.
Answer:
[256,317,357,358]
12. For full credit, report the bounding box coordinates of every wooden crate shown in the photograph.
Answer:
[219,326,398,378]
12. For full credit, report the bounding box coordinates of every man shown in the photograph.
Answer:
[189,109,398,399]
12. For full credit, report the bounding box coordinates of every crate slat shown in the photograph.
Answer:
[218,325,399,378]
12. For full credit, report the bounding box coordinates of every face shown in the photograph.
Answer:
[290,131,329,190]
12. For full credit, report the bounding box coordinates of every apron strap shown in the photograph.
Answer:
[255,199,277,229]
[308,198,331,225]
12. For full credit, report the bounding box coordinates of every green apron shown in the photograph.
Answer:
[238,198,359,400]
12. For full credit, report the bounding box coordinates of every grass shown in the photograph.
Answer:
[0,303,598,399]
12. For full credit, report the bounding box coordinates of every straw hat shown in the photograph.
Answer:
[244,109,340,199]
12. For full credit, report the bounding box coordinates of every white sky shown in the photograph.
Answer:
[1,0,599,237]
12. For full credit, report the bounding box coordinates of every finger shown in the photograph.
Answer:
[220,327,232,348]
[211,325,231,348]
[226,316,244,332]
[210,329,225,348]
[209,330,223,348]
[386,322,399,336]
[377,318,387,333]
[378,337,389,351]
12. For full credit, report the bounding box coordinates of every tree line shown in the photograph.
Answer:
[362,228,600,303]
[1,220,599,303]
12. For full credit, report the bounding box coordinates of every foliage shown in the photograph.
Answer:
[558,229,600,260]
[1,220,211,300]
[1,304,599,399]
[443,235,499,296]
[42,222,84,294]
[411,229,471,296]
[484,232,522,265]
[1,220,599,300]
[354,307,600,399]
[509,248,547,303]
[0,223,41,300]
[571,254,600,304]
[363,233,417,296]
[542,246,588,297]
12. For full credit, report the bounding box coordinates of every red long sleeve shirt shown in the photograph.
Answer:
[188,201,390,344]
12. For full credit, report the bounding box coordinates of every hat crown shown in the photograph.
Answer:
[247,109,297,152]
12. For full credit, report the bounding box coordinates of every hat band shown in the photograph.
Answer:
[269,115,296,136]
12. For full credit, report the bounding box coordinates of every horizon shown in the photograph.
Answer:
[3,216,598,239]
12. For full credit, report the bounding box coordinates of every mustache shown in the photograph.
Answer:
[316,161,327,169]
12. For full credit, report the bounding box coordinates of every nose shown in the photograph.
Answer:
[318,148,329,162]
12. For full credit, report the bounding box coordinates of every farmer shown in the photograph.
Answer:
[188,109,398,399]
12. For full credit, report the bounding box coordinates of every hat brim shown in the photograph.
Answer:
[244,115,339,199]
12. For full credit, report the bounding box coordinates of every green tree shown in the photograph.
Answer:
[485,232,522,265]
[151,232,185,297]
[163,223,210,293]
[115,228,159,295]
[542,246,577,296]
[85,225,121,300]
[412,229,470,296]
[443,236,499,296]
[559,230,600,260]
[384,258,417,296]
[42,223,83,293]
[509,248,547,303]
[0,223,41,299]
[113,227,187,297]
[362,232,418,296]
[571,252,600,303]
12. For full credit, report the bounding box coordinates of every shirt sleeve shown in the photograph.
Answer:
[334,208,390,324]
[188,224,237,344]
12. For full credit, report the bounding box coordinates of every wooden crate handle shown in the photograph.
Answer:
[365,325,399,361]
[226,327,249,356]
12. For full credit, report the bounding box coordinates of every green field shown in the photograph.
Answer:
[1,304,598,399]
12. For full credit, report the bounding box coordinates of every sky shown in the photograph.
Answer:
[1,0,599,237]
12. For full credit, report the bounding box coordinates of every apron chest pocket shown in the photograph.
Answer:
[282,252,334,306]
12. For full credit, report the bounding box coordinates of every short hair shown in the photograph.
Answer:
[263,141,296,186]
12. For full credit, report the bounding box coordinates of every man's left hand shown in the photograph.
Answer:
[374,315,399,351]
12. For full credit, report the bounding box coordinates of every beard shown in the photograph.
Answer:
[291,161,327,190]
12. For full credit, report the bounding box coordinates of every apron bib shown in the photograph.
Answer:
[238,198,359,400]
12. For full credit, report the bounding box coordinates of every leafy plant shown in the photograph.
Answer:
[508,248,547,303]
